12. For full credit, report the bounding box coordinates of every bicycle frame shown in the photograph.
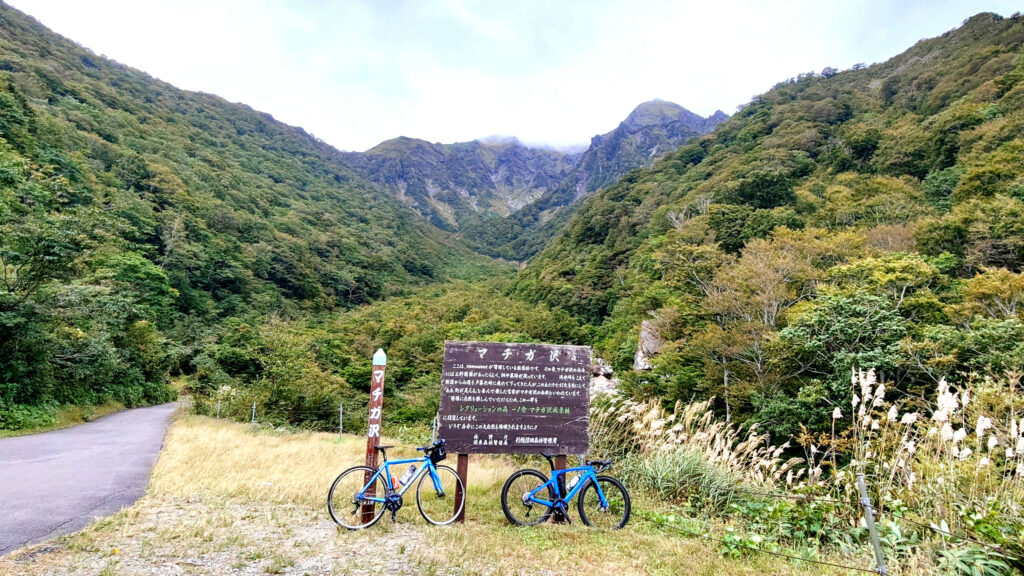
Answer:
[526,466,608,508]
[358,457,444,503]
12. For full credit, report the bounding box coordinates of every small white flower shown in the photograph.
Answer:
[940,422,954,442]
[953,428,967,444]
[1016,437,1024,454]
[887,405,899,422]
[901,412,919,425]
[988,436,999,451]
[959,447,973,460]
[833,407,843,420]
[979,456,991,468]
[851,395,860,410]
[1008,448,1016,458]
[977,416,993,442]
[871,419,880,431]
[962,389,970,408]
[872,384,886,407]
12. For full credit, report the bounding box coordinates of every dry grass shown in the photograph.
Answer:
[1,414,845,575]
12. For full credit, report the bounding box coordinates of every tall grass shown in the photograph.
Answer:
[590,395,801,512]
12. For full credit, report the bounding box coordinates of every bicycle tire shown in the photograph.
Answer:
[501,468,555,526]
[416,464,465,526]
[577,475,630,530]
[327,465,387,530]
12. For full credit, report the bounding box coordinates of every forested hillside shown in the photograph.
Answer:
[343,101,725,261]
[515,12,1024,440]
[0,3,502,428]
[458,101,727,260]
[341,136,575,233]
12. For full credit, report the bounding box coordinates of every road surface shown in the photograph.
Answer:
[0,403,177,555]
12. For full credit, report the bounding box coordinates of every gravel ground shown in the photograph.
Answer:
[0,497,432,576]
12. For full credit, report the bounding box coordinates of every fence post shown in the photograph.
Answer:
[858,473,888,576]
[216,399,221,419]
[431,412,439,444]
[251,401,257,430]
[339,403,344,438]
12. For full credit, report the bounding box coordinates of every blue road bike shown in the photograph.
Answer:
[328,439,464,529]
[500,453,630,529]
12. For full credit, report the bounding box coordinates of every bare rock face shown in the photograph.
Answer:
[591,358,614,378]
[590,357,619,395]
[633,320,663,371]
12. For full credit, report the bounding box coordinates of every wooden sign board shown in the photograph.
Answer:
[438,340,591,455]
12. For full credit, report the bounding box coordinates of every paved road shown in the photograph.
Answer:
[0,403,177,555]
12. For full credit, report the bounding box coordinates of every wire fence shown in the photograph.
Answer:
[208,402,1022,572]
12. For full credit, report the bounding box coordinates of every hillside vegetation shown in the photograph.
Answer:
[0,3,503,428]
[515,12,1024,440]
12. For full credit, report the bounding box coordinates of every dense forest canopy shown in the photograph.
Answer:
[513,12,1024,439]
[0,3,503,428]
[2,4,1024,447]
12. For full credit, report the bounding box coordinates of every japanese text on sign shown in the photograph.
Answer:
[438,341,591,454]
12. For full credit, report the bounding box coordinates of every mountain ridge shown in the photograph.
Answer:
[342,101,727,259]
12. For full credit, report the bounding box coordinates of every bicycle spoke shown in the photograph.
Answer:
[501,469,554,526]
[417,465,464,525]
[328,466,387,530]
[578,476,631,530]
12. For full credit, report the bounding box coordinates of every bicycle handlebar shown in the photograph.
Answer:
[539,453,614,473]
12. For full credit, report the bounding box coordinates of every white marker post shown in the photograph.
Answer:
[361,348,387,523]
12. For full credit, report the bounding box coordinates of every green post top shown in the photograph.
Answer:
[372,348,387,366]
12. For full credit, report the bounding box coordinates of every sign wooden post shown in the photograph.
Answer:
[454,453,469,523]
[361,348,387,523]
[437,340,591,524]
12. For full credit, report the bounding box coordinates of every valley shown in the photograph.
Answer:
[2,2,1024,573]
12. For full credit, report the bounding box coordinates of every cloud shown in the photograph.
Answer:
[10,0,1022,151]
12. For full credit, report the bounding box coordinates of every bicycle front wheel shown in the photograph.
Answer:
[577,475,630,530]
[500,469,554,526]
[416,464,465,526]
[328,465,387,530]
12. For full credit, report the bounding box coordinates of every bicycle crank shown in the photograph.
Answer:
[384,493,403,522]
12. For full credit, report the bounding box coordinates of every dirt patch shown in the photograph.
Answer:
[1,497,433,575]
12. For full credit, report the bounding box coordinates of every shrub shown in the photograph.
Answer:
[0,402,56,430]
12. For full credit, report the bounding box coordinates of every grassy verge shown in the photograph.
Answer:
[0,401,127,439]
[0,415,854,575]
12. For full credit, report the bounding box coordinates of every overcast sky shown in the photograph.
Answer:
[9,0,1022,151]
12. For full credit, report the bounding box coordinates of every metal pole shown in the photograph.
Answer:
[431,412,439,444]
[251,401,257,430]
[216,399,221,419]
[858,473,888,576]
[339,403,344,438]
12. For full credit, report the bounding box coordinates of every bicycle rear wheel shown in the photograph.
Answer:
[577,475,630,530]
[500,469,555,526]
[327,465,387,530]
[416,464,464,525]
